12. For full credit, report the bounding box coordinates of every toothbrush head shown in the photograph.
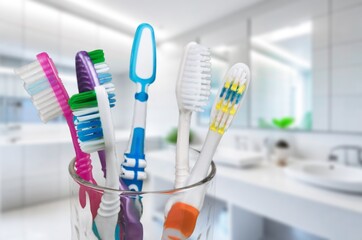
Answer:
[69,87,114,153]
[88,50,115,95]
[75,51,97,93]
[76,50,115,106]
[129,23,157,87]
[176,42,211,113]
[14,52,69,122]
[210,63,250,134]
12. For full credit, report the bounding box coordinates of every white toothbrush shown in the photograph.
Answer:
[69,86,120,240]
[175,42,211,188]
[162,63,251,240]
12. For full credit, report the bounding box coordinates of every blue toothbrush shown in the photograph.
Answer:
[121,23,156,193]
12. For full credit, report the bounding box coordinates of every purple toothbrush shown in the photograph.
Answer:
[76,50,143,239]
[76,50,107,178]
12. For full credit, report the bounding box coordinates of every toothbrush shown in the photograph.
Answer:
[76,49,115,178]
[121,23,157,193]
[14,52,100,217]
[174,42,211,188]
[162,63,251,240]
[76,50,143,239]
[69,86,120,240]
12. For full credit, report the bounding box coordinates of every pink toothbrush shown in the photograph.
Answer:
[15,52,100,218]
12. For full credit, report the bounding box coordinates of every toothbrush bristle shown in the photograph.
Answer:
[14,54,68,123]
[69,90,105,153]
[210,63,250,134]
[178,42,211,112]
[87,49,116,106]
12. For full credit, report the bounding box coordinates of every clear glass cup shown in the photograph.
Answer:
[68,149,216,240]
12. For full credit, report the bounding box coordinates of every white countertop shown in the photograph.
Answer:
[147,149,362,240]
[0,199,71,240]
[0,129,163,146]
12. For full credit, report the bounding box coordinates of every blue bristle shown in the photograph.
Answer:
[26,78,50,95]
[225,88,232,101]
[108,93,116,108]
[98,73,112,84]
[219,87,226,98]
[77,118,102,129]
[230,90,237,102]
[78,127,103,142]
[235,93,243,104]
[76,118,103,142]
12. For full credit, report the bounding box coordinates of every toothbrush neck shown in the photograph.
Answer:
[65,113,94,181]
[126,100,148,156]
[132,100,147,128]
[135,83,149,102]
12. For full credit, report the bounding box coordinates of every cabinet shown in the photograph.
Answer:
[148,149,362,240]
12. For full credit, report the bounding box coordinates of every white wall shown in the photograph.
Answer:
[330,0,362,132]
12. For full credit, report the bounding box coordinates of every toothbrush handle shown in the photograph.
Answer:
[94,147,120,239]
[66,115,95,182]
[118,179,144,240]
[164,131,220,215]
[98,150,107,178]
[121,127,147,192]
[187,131,220,189]
[65,113,100,218]
[163,132,220,239]
[122,95,148,191]
[175,111,191,188]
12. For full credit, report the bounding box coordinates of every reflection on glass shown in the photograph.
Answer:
[251,21,313,130]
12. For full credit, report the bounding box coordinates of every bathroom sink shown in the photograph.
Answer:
[285,161,362,193]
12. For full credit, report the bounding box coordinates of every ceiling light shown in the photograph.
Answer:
[64,0,167,40]
[253,21,312,42]
[251,38,311,69]
[213,45,233,53]
[0,66,14,75]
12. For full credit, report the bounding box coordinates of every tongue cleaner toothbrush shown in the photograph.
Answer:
[76,50,143,240]
[69,86,121,240]
[174,42,211,188]
[76,49,116,178]
[162,63,251,240]
[14,52,99,215]
[121,23,156,193]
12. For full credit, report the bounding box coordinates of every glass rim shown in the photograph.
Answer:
[68,158,216,196]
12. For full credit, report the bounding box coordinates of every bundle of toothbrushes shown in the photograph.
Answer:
[14,22,250,240]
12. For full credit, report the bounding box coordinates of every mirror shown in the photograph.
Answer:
[250,21,313,130]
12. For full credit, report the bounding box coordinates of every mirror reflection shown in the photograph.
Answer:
[251,21,313,130]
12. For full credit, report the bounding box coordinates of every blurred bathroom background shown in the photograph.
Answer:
[1,0,362,239]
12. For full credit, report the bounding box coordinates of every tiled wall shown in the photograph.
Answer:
[0,136,162,211]
[330,0,362,132]
[0,0,131,71]
[0,0,132,101]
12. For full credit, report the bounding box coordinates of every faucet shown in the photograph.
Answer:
[263,137,275,161]
[328,145,362,166]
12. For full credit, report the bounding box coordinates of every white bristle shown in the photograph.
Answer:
[94,61,115,96]
[80,138,105,153]
[15,61,45,83]
[15,60,62,123]
[32,88,54,102]
[95,63,109,72]
[177,42,212,112]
